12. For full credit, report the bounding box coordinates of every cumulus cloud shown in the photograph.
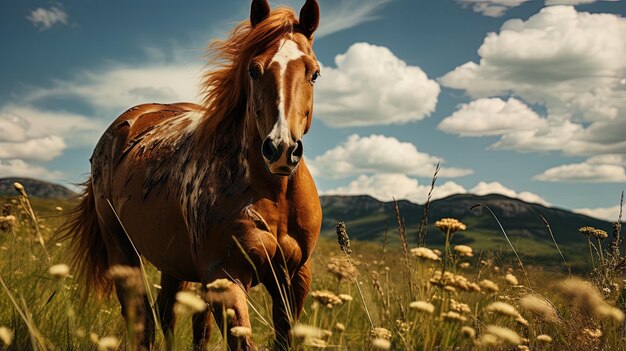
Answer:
[321,174,467,203]
[534,155,626,182]
[22,62,203,114]
[310,134,473,179]
[456,0,531,17]
[321,176,549,205]
[438,98,546,136]
[546,0,617,5]
[27,6,68,30]
[470,181,549,205]
[316,43,440,127]
[0,136,65,161]
[439,6,626,179]
[0,159,64,180]
[0,49,203,180]
[574,205,623,222]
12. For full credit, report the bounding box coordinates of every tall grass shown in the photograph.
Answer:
[1,185,626,350]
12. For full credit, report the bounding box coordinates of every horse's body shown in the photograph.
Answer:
[62,2,322,350]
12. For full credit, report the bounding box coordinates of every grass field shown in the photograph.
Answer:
[1,187,626,350]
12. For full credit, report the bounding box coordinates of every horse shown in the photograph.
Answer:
[60,1,322,349]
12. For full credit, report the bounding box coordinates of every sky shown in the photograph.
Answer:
[1,0,625,221]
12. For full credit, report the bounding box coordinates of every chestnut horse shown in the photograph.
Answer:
[62,1,322,350]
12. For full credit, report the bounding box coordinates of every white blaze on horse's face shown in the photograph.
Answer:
[250,34,319,176]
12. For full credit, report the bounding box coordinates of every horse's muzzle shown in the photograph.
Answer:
[262,137,302,175]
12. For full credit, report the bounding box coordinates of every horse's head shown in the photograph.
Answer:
[248,0,320,176]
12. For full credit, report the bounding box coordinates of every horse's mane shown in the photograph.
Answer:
[197,7,300,149]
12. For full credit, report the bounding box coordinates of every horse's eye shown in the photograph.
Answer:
[249,66,261,80]
[311,70,320,83]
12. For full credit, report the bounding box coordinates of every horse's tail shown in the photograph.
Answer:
[57,179,112,296]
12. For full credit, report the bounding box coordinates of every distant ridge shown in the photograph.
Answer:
[0,178,76,199]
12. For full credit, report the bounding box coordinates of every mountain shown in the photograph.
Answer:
[0,178,76,199]
[321,194,622,268]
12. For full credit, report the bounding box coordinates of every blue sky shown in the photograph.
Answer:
[1,0,625,220]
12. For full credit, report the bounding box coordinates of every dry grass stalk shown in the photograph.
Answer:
[417,162,440,247]
[519,294,559,323]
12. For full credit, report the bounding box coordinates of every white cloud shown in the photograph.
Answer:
[439,5,626,168]
[0,50,203,180]
[0,112,29,142]
[574,205,623,222]
[534,156,626,182]
[0,105,104,148]
[0,159,64,180]
[321,174,467,203]
[438,98,546,136]
[310,134,473,179]
[546,0,617,5]
[315,0,393,38]
[22,62,203,114]
[0,136,65,161]
[27,6,68,30]
[456,0,531,17]
[321,175,549,205]
[470,181,549,205]
[316,43,440,127]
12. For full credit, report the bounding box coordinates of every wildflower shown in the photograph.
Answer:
[327,257,357,282]
[0,215,18,232]
[409,301,435,314]
[55,206,63,212]
[435,218,467,233]
[230,326,252,338]
[515,315,529,327]
[459,262,471,269]
[372,338,391,350]
[505,273,519,286]
[107,265,145,295]
[479,279,499,293]
[226,308,236,319]
[311,290,342,308]
[334,323,345,332]
[583,328,602,338]
[450,299,471,314]
[579,226,608,239]
[174,291,206,315]
[98,336,119,351]
[305,337,327,349]
[338,294,353,302]
[461,326,475,338]
[454,245,473,257]
[518,346,530,351]
[485,302,521,318]
[0,327,13,346]
[48,263,70,278]
[206,278,232,292]
[536,334,552,343]
[371,327,392,340]
[292,324,323,339]
[485,325,522,344]
[519,294,558,323]
[441,311,467,322]
[410,247,440,261]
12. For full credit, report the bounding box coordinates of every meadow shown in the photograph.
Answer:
[0,183,625,350]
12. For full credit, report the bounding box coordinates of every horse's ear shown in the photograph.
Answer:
[250,0,270,27]
[299,0,319,39]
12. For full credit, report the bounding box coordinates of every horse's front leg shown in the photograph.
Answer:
[266,261,312,351]
[204,272,254,351]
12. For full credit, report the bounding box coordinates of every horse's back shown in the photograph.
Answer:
[90,102,203,281]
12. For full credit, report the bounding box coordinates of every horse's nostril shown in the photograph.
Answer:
[290,140,304,164]
[262,138,280,163]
